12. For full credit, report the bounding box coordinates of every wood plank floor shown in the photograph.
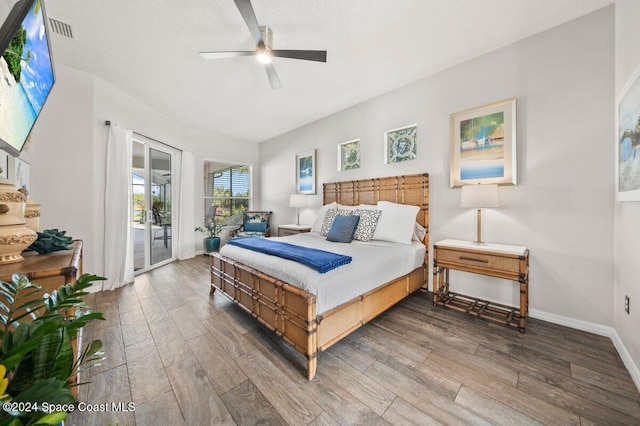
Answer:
[67,256,640,425]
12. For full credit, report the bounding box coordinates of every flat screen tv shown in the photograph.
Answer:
[0,0,55,156]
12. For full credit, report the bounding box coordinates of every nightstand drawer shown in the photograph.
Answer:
[277,226,311,237]
[436,247,520,274]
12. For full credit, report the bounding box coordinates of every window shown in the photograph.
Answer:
[204,162,251,226]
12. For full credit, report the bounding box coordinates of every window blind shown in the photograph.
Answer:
[203,163,251,225]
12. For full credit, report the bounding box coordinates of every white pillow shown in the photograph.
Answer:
[412,221,427,243]
[311,202,338,233]
[337,204,359,211]
[356,204,378,210]
[372,201,420,245]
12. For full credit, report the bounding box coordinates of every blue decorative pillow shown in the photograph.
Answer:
[326,215,360,243]
[320,209,353,236]
[243,222,267,233]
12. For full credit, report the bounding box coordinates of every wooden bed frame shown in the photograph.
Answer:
[210,173,429,379]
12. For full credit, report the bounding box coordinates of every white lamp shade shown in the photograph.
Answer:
[460,184,500,208]
[289,194,307,208]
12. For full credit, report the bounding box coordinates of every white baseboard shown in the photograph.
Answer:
[529,309,613,337]
[529,309,640,393]
[610,330,640,394]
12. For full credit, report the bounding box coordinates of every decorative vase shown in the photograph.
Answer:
[0,181,26,222]
[24,199,41,232]
[0,204,37,264]
[205,237,220,252]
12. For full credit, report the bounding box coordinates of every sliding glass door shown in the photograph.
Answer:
[132,138,178,272]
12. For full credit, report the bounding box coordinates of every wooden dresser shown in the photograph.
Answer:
[0,240,83,289]
[0,240,84,396]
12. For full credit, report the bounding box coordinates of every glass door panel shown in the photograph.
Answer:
[131,140,176,273]
[132,141,146,271]
[149,148,172,265]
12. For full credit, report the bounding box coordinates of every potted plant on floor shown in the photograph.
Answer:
[0,273,106,426]
[195,220,223,252]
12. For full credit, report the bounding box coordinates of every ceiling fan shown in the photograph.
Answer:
[199,0,327,89]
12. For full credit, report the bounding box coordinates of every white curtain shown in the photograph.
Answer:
[103,123,134,291]
[177,151,196,259]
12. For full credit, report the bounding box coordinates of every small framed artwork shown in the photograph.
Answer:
[14,157,30,194]
[338,139,361,171]
[450,98,517,187]
[384,124,417,164]
[617,64,640,201]
[296,149,316,194]
[0,151,8,180]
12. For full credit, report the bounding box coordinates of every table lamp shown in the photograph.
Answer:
[460,184,500,245]
[289,194,307,225]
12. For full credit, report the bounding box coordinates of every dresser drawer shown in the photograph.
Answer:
[436,247,520,274]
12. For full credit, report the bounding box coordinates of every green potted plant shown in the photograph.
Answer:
[0,273,106,426]
[195,220,223,252]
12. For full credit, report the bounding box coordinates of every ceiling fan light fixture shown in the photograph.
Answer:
[256,50,272,64]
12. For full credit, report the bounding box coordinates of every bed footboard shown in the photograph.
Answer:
[210,253,318,379]
[210,253,425,380]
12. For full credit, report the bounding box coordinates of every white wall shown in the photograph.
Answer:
[1,0,259,275]
[91,76,259,258]
[24,64,258,275]
[260,7,615,326]
[614,0,640,387]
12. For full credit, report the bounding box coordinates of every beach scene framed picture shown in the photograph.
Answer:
[296,149,316,194]
[617,64,640,202]
[450,98,517,187]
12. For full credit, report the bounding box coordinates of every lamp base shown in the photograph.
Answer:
[471,241,487,245]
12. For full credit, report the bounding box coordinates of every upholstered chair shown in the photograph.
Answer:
[229,211,272,238]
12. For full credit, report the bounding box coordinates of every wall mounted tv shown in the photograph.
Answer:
[0,0,55,156]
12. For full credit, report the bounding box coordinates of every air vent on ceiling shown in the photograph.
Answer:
[48,17,75,40]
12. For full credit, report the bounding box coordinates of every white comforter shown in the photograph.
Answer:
[219,232,425,314]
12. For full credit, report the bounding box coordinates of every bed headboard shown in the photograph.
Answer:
[323,173,429,249]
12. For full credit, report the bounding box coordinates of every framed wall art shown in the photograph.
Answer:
[337,139,360,171]
[617,64,640,201]
[450,98,517,187]
[14,157,30,194]
[384,124,417,164]
[0,151,8,180]
[296,149,316,194]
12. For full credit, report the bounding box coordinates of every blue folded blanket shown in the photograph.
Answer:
[226,237,352,274]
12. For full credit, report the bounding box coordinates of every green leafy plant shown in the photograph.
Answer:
[0,273,106,426]
[195,221,222,238]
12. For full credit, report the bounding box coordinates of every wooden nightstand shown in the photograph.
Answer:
[277,224,312,237]
[433,239,529,332]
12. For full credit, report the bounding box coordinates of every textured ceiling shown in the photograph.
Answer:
[43,0,612,143]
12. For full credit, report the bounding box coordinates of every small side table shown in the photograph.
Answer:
[278,224,312,237]
[433,239,529,332]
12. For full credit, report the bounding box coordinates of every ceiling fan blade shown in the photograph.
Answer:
[234,0,263,45]
[271,50,327,62]
[199,51,255,59]
[264,62,282,89]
